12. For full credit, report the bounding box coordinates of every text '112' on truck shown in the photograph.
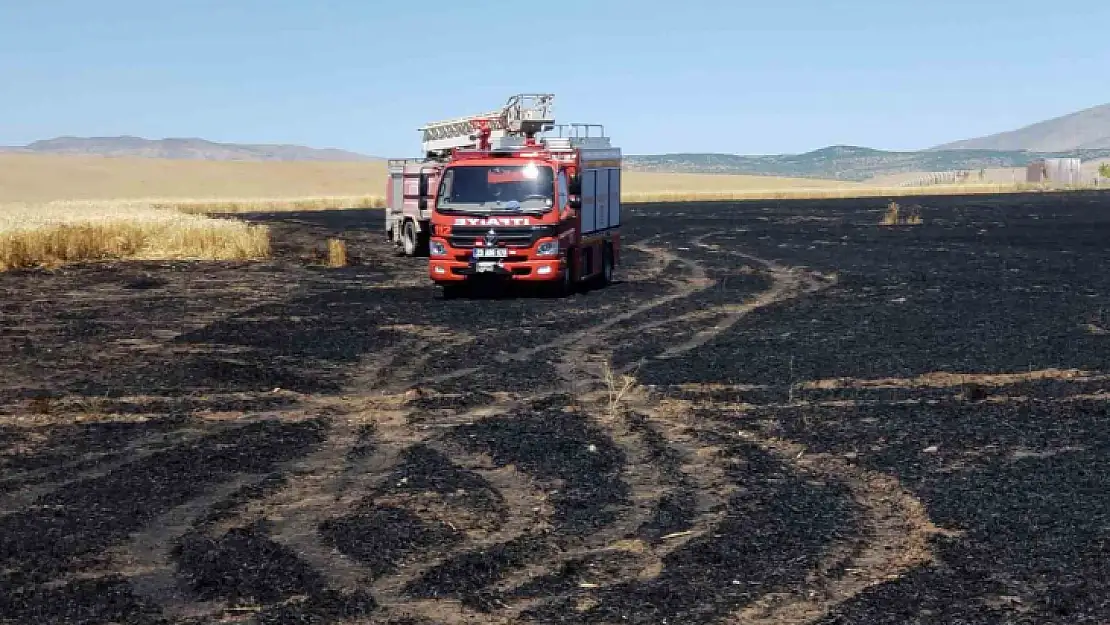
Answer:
[385,93,622,298]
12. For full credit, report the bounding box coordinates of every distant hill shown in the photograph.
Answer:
[624,145,1110,181]
[931,103,1110,151]
[0,136,379,162]
[6,133,1110,182]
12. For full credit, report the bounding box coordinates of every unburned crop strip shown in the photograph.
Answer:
[161,195,386,214]
[0,200,270,271]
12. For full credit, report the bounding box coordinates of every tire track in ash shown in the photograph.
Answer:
[352,232,801,619]
[492,396,743,623]
[2,227,698,624]
[614,371,961,622]
[651,247,834,362]
[418,233,714,387]
[580,235,837,374]
[0,416,254,517]
[58,226,909,624]
[728,439,961,625]
[714,413,961,625]
[507,231,954,623]
[340,230,854,622]
[361,420,556,620]
[133,341,557,624]
[107,477,254,621]
[474,234,832,618]
[303,233,726,623]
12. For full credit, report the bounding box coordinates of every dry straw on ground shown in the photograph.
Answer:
[165,195,385,214]
[623,183,1042,204]
[880,201,924,226]
[0,200,270,271]
[327,238,348,268]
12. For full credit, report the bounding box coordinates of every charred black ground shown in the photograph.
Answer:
[2,191,1110,624]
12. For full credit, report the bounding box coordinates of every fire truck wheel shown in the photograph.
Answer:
[598,244,614,286]
[402,221,418,256]
[558,252,576,296]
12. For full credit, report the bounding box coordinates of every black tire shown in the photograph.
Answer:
[595,244,613,287]
[557,251,576,296]
[402,220,418,256]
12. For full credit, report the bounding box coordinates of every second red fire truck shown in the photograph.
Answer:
[385,94,622,298]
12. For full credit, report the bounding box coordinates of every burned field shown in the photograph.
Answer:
[2,191,1110,624]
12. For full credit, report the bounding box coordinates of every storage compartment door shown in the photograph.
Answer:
[581,169,598,234]
[609,168,621,228]
[390,173,404,212]
[595,168,610,230]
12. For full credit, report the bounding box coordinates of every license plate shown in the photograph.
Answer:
[475,262,497,273]
[473,247,508,258]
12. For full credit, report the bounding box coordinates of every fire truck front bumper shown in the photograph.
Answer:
[430,257,564,282]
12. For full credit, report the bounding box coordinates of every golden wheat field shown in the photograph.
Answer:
[0,200,270,271]
[0,153,1064,271]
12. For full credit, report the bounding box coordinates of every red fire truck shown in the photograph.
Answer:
[385,94,621,298]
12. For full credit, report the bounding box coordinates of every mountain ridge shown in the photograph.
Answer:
[6,122,1110,182]
[622,146,1110,181]
[930,103,1110,152]
[0,135,379,162]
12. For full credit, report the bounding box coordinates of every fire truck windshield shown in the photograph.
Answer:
[435,164,554,214]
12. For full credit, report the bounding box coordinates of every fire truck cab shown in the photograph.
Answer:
[390,93,621,298]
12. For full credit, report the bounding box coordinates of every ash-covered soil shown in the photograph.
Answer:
[2,192,1110,624]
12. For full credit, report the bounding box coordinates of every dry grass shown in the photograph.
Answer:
[601,360,639,418]
[0,200,270,271]
[0,154,389,203]
[622,182,1049,203]
[622,171,856,191]
[880,201,924,226]
[880,201,900,225]
[327,238,348,268]
[0,153,1086,213]
[164,195,385,214]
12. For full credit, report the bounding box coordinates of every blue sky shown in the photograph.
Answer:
[1,0,1107,156]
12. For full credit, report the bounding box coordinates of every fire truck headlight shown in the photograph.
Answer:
[535,240,559,256]
[430,240,447,256]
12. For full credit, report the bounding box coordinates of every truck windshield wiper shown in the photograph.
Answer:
[438,204,488,213]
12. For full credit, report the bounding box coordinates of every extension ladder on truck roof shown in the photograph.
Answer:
[387,158,434,173]
[418,94,556,157]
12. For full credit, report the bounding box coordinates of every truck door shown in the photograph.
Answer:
[557,170,568,213]
[418,170,432,218]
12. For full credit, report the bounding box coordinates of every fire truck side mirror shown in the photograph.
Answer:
[568,197,581,209]
[568,174,581,195]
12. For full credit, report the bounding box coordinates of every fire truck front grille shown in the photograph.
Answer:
[448,226,552,249]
